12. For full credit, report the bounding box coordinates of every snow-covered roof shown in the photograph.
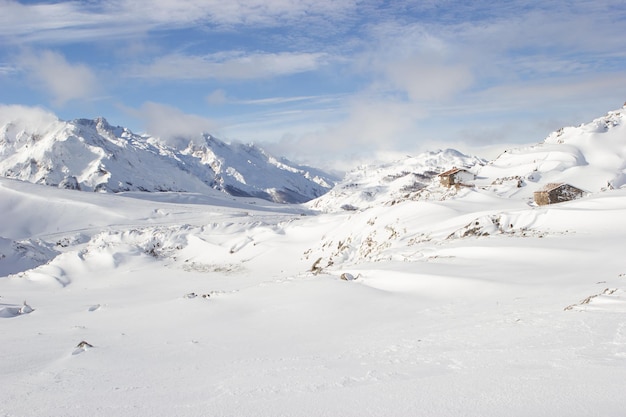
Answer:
[540,182,566,192]
[438,167,470,177]
[538,183,584,192]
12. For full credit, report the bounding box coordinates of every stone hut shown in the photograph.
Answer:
[438,168,475,188]
[533,183,585,205]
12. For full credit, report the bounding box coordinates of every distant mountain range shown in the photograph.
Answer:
[1,105,625,207]
[0,114,337,203]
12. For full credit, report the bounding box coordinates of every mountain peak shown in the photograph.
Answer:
[73,116,111,129]
[0,113,337,203]
[309,148,485,211]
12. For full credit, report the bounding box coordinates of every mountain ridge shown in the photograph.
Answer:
[308,104,626,211]
[2,104,625,207]
[0,111,337,203]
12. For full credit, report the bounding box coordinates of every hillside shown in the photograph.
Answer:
[0,110,336,203]
[477,105,626,199]
[309,148,485,212]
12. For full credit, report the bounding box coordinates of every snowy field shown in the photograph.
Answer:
[2,175,626,417]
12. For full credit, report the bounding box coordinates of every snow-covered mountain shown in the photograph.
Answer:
[0,112,337,203]
[477,104,626,199]
[309,148,485,211]
[311,104,626,211]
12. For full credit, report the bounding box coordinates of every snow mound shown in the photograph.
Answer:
[0,236,59,277]
[0,301,34,318]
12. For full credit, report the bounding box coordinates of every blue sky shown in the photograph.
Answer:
[1,0,626,169]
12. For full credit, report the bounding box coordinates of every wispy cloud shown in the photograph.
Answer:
[0,104,59,132]
[129,51,329,80]
[258,94,425,169]
[208,92,345,107]
[206,89,228,105]
[0,0,358,44]
[0,1,124,43]
[0,63,17,75]
[17,50,99,106]
[113,0,357,27]
[124,101,219,147]
[237,95,332,106]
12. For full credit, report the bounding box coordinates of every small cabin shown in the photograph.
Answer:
[533,183,584,206]
[438,168,475,188]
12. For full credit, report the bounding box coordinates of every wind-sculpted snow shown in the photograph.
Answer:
[0,113,337,203]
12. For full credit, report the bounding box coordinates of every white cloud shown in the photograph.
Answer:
[0,0,357,44]
[0,1,121,43]
[113,0,356,26]
[262,95,425,169]
[0,104,59,132]
[350,22,475,103]
[17,50,99,106]
[125,102,219,147]
[0,63,17,75]
[385,58,473,101]
[206,89,228,105]
[131,51,328,80]
[238,95,321,106]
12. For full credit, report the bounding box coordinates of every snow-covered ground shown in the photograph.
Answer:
[2,172,626,416]
[2,106,626,416]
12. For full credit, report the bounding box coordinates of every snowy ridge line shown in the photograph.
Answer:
[308,105,626,212]
[0,112,338,203]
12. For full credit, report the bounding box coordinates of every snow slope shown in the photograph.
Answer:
[309,148,485,211]
[310,105,626,212]
[0,109,336,203]
[478,105,626,199]
[2,185,626,416]
[2,105,626,416]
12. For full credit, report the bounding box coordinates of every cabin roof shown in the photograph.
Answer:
[539,182,566,192]
[538,182,586,193]
[438,167,469,177]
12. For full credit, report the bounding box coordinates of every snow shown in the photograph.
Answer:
[478,106,626,198]
[2,106,626,416]
[309,148,485,212]
[0,109,337,203]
